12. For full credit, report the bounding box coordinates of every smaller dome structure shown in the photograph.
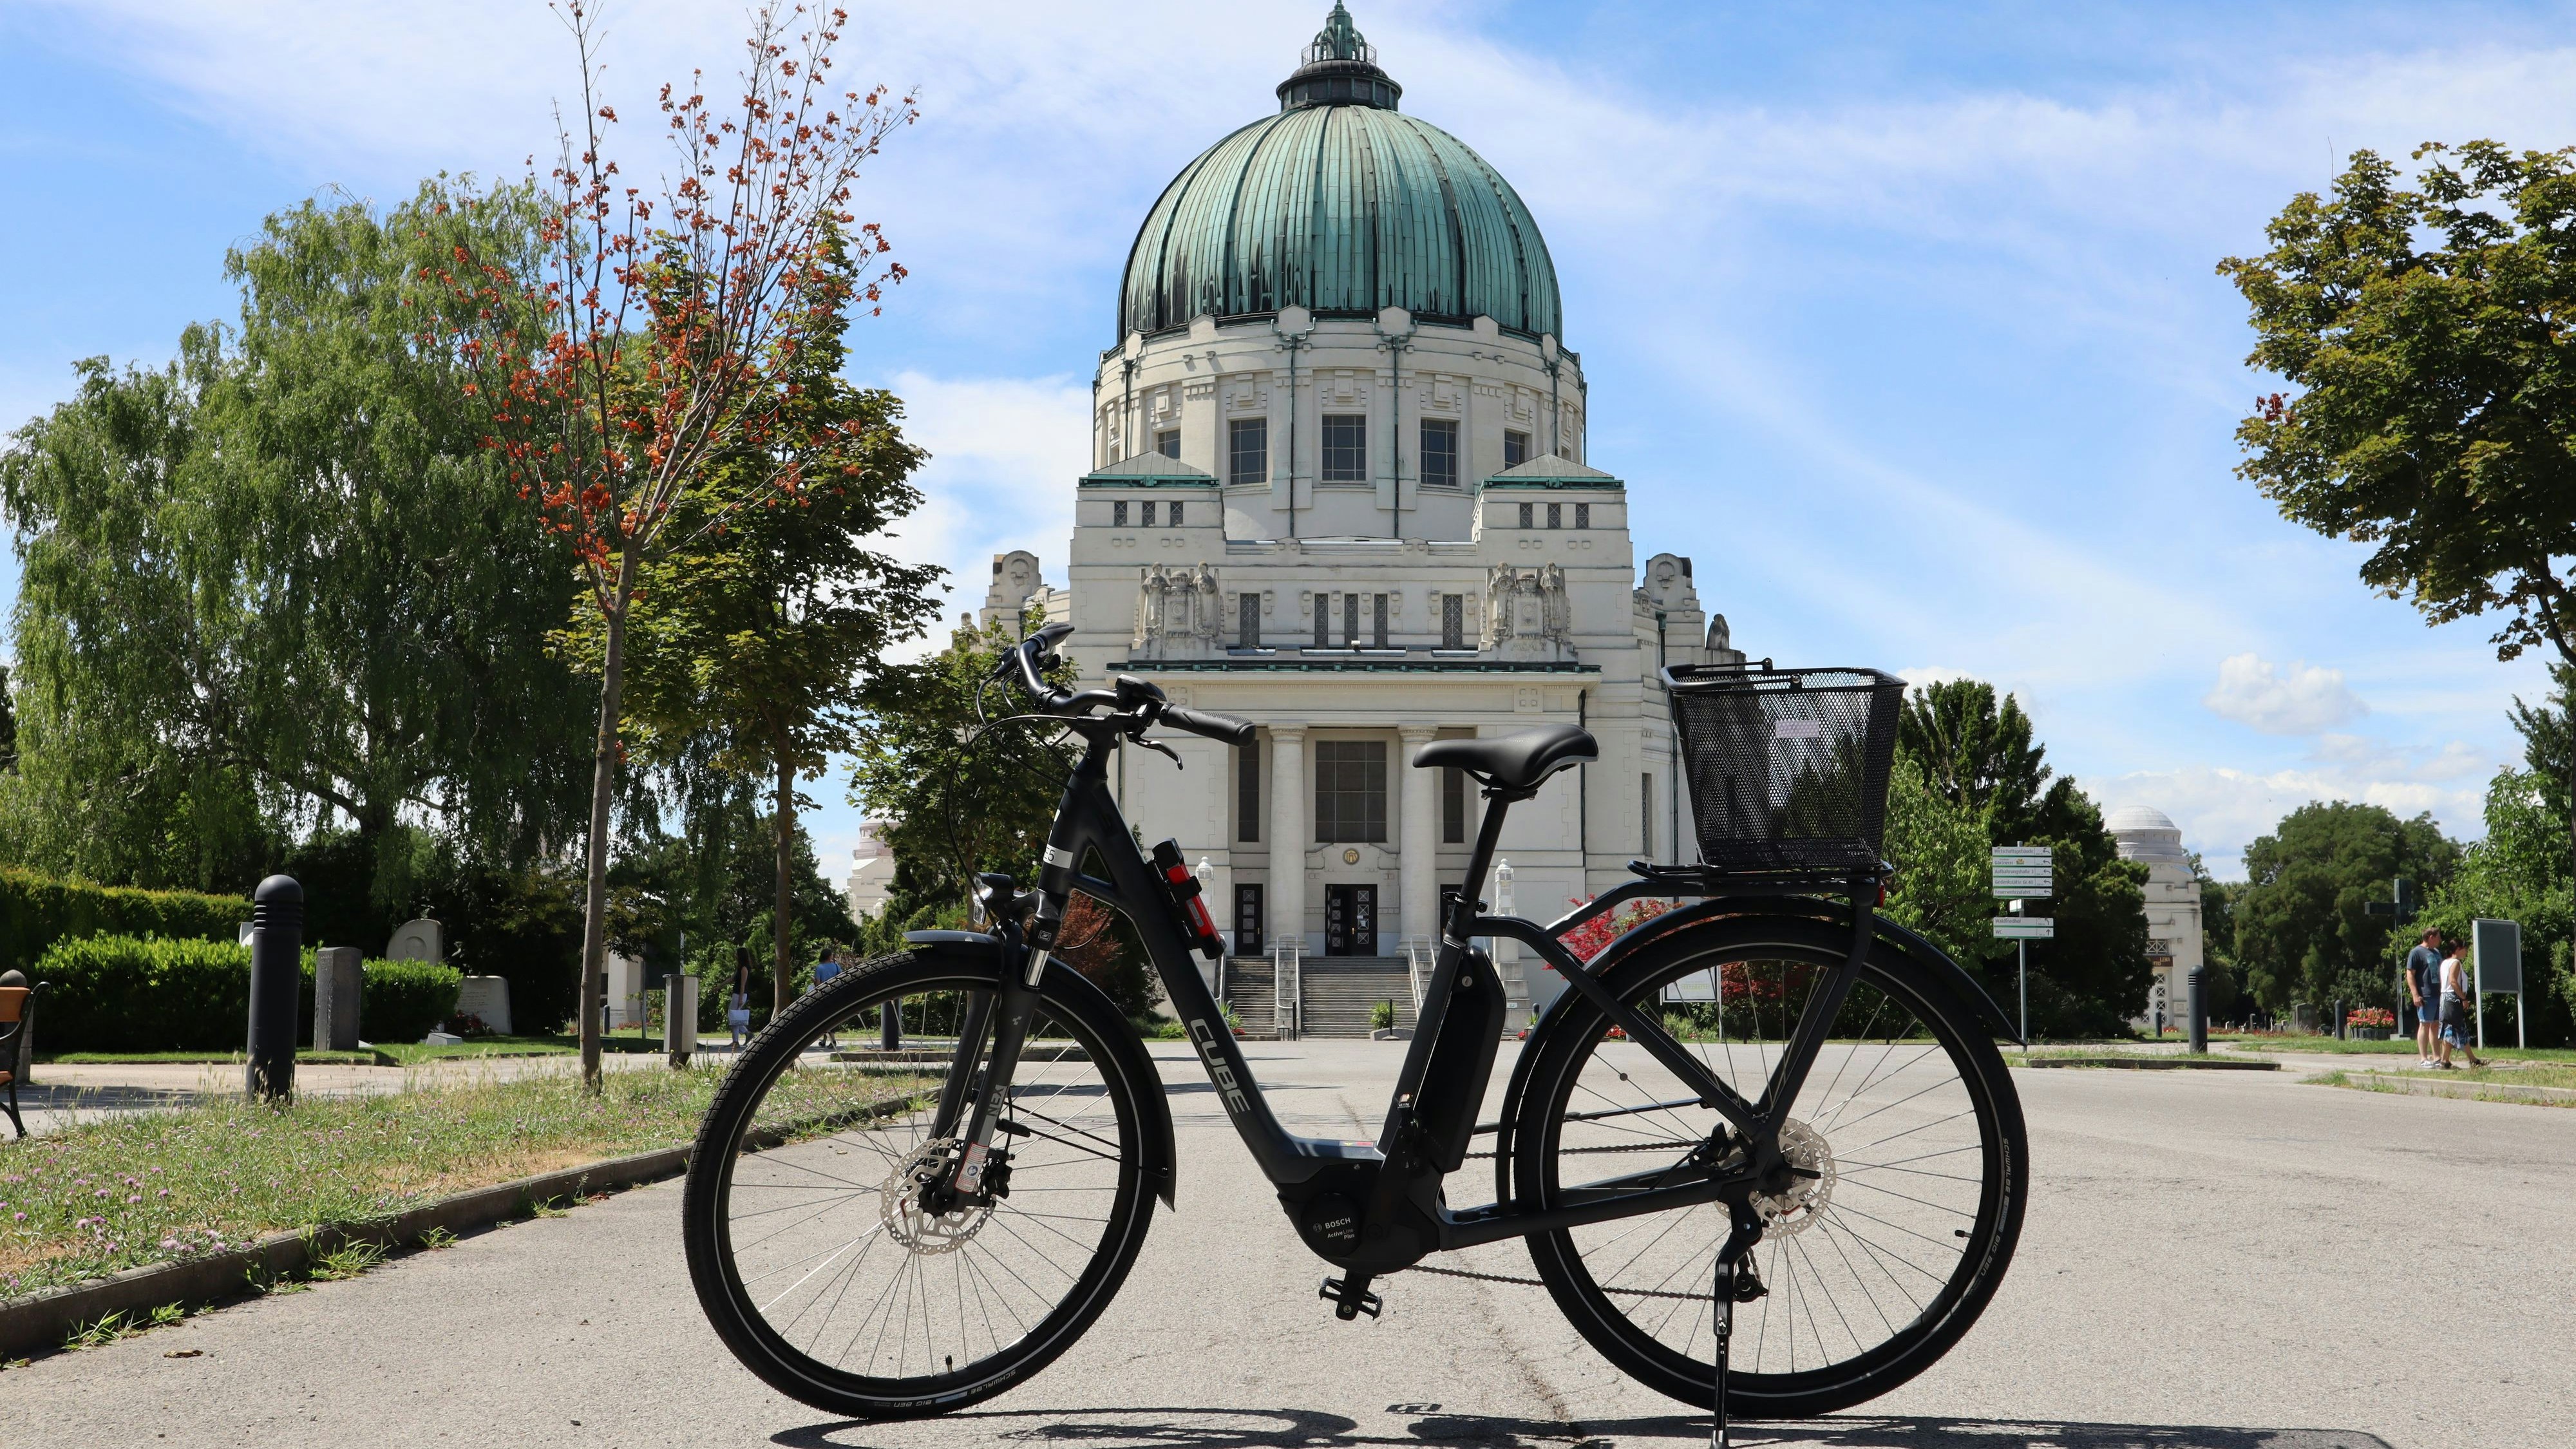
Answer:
[2107,806,2189,865]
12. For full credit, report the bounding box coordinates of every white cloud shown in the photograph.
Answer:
[869,368,1092,650]
[2202,653,2366,735]
[2106,732,2494,880]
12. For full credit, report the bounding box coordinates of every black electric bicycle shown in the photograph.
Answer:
[682,623,2028,1435]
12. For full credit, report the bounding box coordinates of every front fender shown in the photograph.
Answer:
[902,930,1179,1208]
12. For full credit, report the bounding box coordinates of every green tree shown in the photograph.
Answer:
[1880,754,1993,972]
[582,232,940,1015]
[2234,801,2459,1016]
[431,4,914,1087]
[0,185,592,897]
[2221,142,2576,886]
[1894,679,2153,1037]
[2193,855,2244,1020]
[848,616,1072,933]
[1899,681,2090,842]
[2420,770,2574,1046]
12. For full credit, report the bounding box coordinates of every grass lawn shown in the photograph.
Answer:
[2221,1036,2576,1061]
[2309,1066,2576,1105]
[2378,1062,2576,1089]
[0,1063,933,1300]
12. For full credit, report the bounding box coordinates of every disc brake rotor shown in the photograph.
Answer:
[880,1139,993,1255]
[1748,1117,1835,1236]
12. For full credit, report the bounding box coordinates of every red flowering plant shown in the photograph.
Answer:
[2345,1007,2396,1030]
[1558,896,1677,963]
[423,1,913,1087]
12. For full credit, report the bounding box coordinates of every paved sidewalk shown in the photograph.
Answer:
[11,1048,689,1135]
[8,1039,2573,1446]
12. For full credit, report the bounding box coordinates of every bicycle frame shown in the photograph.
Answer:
[945,719,1882,1274]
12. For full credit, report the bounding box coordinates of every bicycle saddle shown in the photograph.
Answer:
[1412,724,1597,791]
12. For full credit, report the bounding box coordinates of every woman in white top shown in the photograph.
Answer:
[2435,944,2487,1070]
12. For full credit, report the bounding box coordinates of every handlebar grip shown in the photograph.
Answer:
[1156,704,1255,746]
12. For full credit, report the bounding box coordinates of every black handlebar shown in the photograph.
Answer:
[1155,703,1256,746]
[995,629,1254,745]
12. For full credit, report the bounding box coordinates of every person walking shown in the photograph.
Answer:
[811,945,844,1048]
[727,943,754,1051]
[2434,940,2487,1070]
[2406,927,2443,1067]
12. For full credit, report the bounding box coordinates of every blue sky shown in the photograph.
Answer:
[6,0,2573,880]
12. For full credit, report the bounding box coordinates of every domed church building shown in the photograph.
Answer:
[990,6,1740,1031]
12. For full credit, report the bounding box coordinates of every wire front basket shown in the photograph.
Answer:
[1663,663,1906,874]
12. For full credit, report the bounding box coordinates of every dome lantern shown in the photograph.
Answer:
[1277,2,1403,111]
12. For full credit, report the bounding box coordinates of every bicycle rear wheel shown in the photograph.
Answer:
[1510,911,2026,1418]
[682,949,1157,1419]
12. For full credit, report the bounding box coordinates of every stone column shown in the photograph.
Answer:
[1398,724,1439,954]
[1267,726,1307,954]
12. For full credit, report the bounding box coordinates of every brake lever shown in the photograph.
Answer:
[1133,735,1183,768]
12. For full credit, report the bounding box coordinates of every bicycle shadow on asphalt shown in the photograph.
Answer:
[772,1406,2394,1448]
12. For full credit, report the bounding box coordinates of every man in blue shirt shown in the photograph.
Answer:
[2405,928,2442,1067]
[811,947,843,1048]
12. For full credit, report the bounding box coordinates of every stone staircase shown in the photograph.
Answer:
[1297,957,1417,1038]
[1221,956,1280,1036]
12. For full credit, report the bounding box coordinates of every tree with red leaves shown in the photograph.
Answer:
[433,1,913,1088]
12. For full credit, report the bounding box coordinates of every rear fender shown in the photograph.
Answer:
[902,930,1178,1208]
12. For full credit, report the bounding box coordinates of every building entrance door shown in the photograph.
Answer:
[1235,884,1264,955]
[1325,884,1376,956]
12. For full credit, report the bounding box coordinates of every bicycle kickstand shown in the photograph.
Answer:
[1712,1204,1765,1449]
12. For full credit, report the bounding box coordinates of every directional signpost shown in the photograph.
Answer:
[1991,846,2054,1042]
[2365,878,2421,1033]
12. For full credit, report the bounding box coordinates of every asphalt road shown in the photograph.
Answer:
[6,1039,2570,1449]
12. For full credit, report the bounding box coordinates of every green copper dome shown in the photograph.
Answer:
[1117,4,1562,343]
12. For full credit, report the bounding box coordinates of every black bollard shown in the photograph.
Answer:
[2334,997,2346,1041]
[2186,965,2207,1054]
[245,875,303,1101]
[880,995,902,1052]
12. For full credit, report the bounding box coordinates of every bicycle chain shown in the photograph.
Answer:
[1392,1260,1716,1302]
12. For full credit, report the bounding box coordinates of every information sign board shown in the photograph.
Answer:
[2472,918,2523,994]
[1991,917,2056,940]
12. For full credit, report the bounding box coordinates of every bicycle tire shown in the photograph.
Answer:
[682,949,1158,1418]
[1510,911,2026,1418]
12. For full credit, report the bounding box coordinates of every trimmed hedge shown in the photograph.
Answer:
[0,867,243,976]
[29,934,462,1053]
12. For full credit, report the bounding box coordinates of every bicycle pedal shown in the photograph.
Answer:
[1318,1276,1382,1320]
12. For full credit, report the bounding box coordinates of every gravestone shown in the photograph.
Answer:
[386,918,442,963]
[456,976,513,1035]
[313,946,363,1051]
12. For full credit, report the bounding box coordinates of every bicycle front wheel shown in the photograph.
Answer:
[1511,911,2027,1418]
[681,949,1158,1419]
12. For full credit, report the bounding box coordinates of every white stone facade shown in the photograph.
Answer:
[1000,308,1739,1019]
[846,820,896,924]
[2109,806,2204,1032]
